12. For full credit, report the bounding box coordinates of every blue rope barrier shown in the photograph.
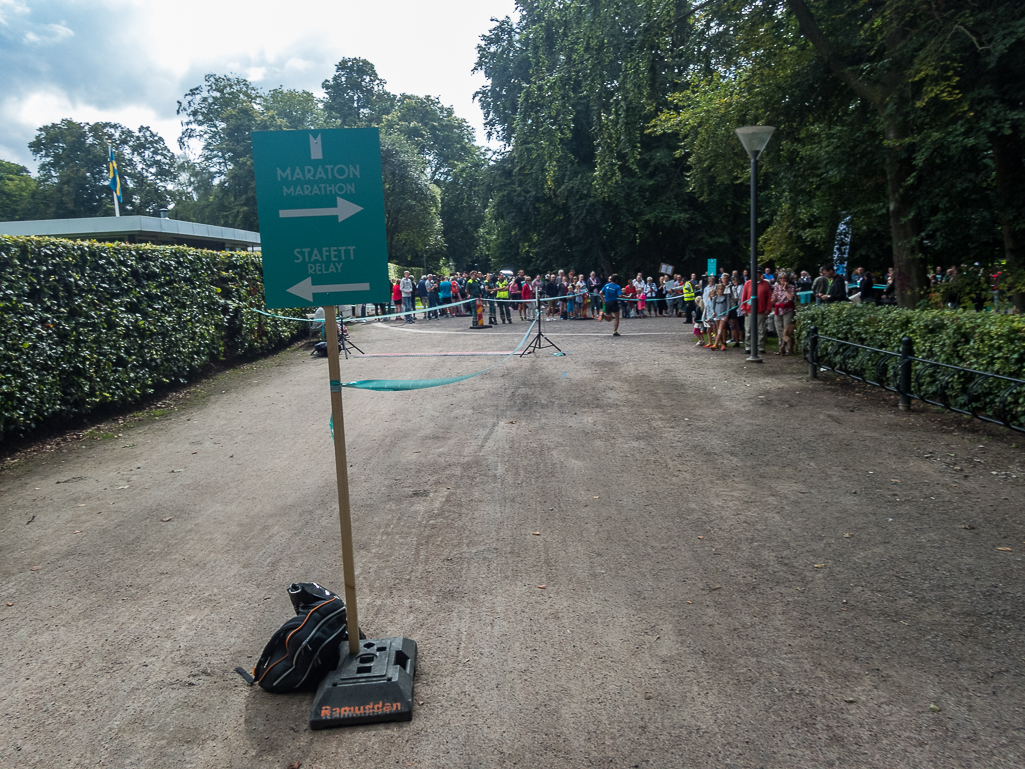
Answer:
[244,307,321,323]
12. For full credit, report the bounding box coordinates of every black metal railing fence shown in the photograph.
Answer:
[804,325,1025,433]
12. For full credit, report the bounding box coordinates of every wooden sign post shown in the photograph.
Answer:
[309,307,418,730]
[323,307,360,655]
[251,129,415,728]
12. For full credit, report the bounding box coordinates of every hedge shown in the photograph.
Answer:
[0,235,306,440]
[795,304,1025,426]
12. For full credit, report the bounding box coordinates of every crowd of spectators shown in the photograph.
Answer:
[371,261,1015,323]
[927,263,1008,311]
[363,264,895,349]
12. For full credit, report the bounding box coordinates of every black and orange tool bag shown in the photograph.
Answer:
[235,582,362,693]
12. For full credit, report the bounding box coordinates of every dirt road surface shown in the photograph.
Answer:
[2,314,1023,769]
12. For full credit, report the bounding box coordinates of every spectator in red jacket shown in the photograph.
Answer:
[740,272,773,355]
[520,277,533,320]
[390,280,403,321]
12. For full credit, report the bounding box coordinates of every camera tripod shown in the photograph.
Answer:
[339,317,364,359]
[519,295,561,357]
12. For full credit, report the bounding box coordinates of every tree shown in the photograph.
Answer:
[905,0,1025,310]
[775,0,1025,305]
[780,0,934,304]
[322,58,396,127]
[381,93,487,270]
[322,59,489,270]
[473,3,730,278]
[0,160,36,220]
[118,125,180,215]
[177,74,265,180]
[648,19,894,277]
[439,159,489,270]
[380,133,443,268]
[28,119,176,218]
[167,155,216,225]
[263,87,334,131]
[646,0,1025,307]
[175,75,298,229]
[474,15,529,147]
[381,94,479,185]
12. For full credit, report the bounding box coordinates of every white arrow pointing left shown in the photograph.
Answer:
[279,197,363,223]
[287,277,370,302]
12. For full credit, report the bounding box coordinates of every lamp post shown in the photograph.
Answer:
[735,125,775,363]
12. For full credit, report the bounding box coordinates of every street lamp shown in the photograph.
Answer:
[735,125,775,363]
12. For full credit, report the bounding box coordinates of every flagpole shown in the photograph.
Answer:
[108,144,120,217]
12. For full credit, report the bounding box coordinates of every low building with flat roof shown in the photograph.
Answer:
[0,214,260,252]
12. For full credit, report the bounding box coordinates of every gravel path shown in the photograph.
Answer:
[2,314,1023,768]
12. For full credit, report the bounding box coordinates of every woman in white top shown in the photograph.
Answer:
[726,274,743,346]
[701,279,717,334]
[709,284,730,350]
[632,273,646,295]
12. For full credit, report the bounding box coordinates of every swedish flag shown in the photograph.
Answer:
[108,146,121,202]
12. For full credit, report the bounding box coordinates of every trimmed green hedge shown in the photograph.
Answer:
[0,236,306,440]
[795,304,1025,425]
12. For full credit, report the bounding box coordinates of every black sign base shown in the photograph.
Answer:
[309,636,417,729]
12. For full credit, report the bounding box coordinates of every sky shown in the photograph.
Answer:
[0,0,519,172]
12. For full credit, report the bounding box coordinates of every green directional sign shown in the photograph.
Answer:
[252,128,389,309]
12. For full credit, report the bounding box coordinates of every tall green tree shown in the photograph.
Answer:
[381,93,486,269]
[380,133,444,268]
[649,12,894,276]
[28,119,176,218]
[647,0,1025,306]
[903,0,1025,310]
[782,0,946,304]
[381,94,479,184]
[177,74,265,180]
[0,160,36,220]
[782,0,1022,304]
[175,75,310,229]
[168,155,216,225]
[322,57,396,127]
[263,87,334,131]
[474,2,730,278]
[439,158,489,270]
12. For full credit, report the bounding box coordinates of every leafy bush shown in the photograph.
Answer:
[0,236,305,440]
[215,250,308,358]
[795,304,1025,426]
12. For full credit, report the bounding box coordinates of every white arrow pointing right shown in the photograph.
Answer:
[279,197,363,223]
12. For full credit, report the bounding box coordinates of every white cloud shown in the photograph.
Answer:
[0,0,30,27]
[23,22,74,44]
[283,57,313,74]
[11,89,181,148]
[0,0,518,171]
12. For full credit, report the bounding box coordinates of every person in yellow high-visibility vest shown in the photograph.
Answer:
[495,276,512,323]
[682,275,697,323]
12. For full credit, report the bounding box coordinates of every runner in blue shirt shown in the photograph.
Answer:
[599,274,623,336]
